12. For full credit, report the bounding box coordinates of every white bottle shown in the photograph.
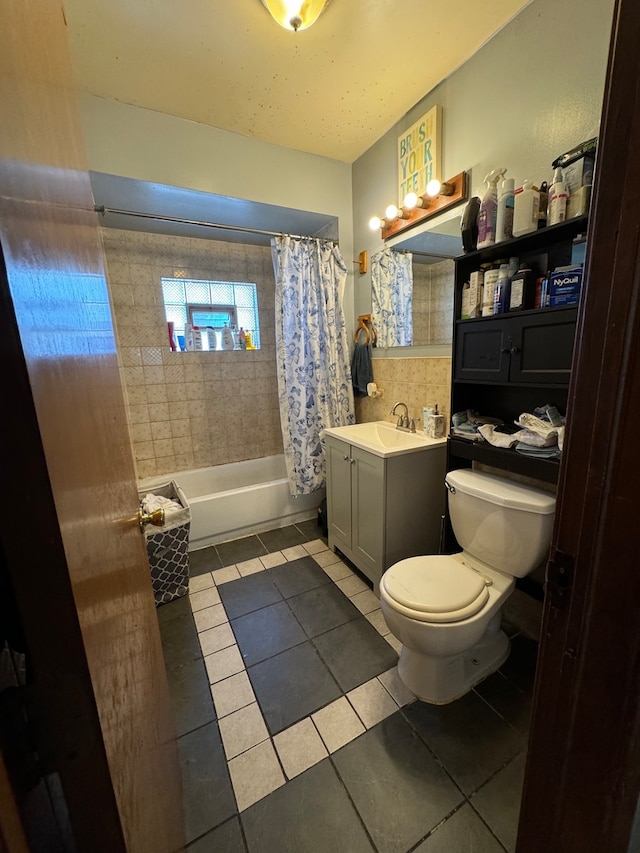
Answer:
[548,167,568,226]
[495,178,515,242]
[513,180,540,237]
[221,325,235,350]
[477,168,507,249]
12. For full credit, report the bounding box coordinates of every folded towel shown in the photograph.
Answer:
[478,424,518,448]
[351,342,374,397]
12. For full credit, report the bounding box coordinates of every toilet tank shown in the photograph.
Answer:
[445,469,556,578]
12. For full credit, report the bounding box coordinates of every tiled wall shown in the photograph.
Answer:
[412,259,454,346]
[355,357,452,429]
[102,228,283,480]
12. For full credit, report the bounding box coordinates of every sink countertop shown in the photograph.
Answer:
[323,421,447,458]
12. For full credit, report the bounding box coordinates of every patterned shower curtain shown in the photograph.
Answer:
[272,236,355,496]
[371,247,413,348]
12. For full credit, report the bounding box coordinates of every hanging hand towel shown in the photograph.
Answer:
[351,342,374,397]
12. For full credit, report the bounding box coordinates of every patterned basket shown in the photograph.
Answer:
[139,481,191,607]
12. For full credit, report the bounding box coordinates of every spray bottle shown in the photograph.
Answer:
[477,168,507,249]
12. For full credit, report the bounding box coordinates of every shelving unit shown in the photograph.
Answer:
[448,216,588,484]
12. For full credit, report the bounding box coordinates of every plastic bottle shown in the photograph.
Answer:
[548,168,568,226]
[477,168,507,249]
[239,327,246,349]
[493,264,511,315]
[537,181,549,229]
[495,178,515,243]
[482,265,500,316]
[221,325,235,350]
[513,180,540,237]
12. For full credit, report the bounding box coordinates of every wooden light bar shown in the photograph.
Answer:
[380,171,468,240]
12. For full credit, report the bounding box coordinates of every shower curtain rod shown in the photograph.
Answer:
[93,205,337,243]
[398,248,456,260]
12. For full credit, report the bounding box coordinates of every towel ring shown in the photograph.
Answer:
[354,314,377,347]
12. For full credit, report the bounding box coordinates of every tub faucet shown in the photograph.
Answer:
[390,401,415,433]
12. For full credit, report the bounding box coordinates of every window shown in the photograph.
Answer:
[162,278,260,351]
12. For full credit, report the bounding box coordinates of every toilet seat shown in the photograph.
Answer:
[381,556,490,623]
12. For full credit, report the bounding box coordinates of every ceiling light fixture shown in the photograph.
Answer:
[261,0,331,32]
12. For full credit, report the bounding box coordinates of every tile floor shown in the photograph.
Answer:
[158,518,540,852]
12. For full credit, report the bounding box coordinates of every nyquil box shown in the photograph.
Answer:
[549,265,583,306]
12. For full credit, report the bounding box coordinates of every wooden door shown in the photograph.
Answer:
[516,0,640,850]
[0,1,184,850]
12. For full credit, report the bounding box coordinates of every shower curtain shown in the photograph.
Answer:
[371,247,413,348]
[272,236,355,495]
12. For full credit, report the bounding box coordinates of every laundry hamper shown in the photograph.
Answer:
[138,481,191,606]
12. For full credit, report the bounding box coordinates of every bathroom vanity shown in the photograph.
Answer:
[323,422,447,593]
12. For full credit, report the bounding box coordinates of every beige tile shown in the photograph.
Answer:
[302,539,328,556]
[273,718,328,780]
[204,645,245,684]
[282,545,307,561]
[321,560,354,582]
[218,702,269,760]
[212,565,241,585]
[348,678,398,729]
[386,633,403,654]
[189,586,221,611]
[194,603,228,632]
[350,589,381,615]
[260,551,286,569]
[199,622,236,656]
[188,573,214,593]
[378,666,415,707]
[236,558,265,577]
[335,575,369,597]
[211,671,256,719]
[228,740,285,812]
[312,697,365,753]
[313,549,343,568]
[365,608,391,636]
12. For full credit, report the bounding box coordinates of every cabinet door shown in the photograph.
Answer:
[325,437,352,548]
[454,319,510,382]
[509,308,577,384]
[351,446,385,579]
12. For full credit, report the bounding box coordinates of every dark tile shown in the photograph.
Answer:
[159,607,202,670]
[218,572,283,620]
[295,518,327,544]
[187,816,246,852]
[216,535,267,567]
[404,691,524,795]
[287,583,361,638]
[268,556,331,599]
[242,759,374,853]
[333,712,463,853]
[471,753,527,853]
[414,803,506,853]
[312,618,398,692]
[248,642,341,734]
[189,546,223,576]
[474,672,532,734]
[231,601,306,666]
[177,722,236,844]
[166,658,216,736]
[156,594,191,624]
[499,634,538,693]
[258,525,307,552]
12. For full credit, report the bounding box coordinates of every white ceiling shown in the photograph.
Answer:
[64,0,531,164]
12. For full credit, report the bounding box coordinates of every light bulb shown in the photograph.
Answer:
[369,216,382,231]
[403,192,418,209]
[385,204,399,220]
[426,179,442,197]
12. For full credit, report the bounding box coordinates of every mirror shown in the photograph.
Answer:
[374,213,462,348]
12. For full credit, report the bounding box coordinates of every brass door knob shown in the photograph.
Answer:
[137,507,165,532]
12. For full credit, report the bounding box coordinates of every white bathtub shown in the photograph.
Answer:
[139,455,324,550]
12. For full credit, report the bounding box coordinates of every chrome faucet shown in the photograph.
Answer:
[390,401,415,433]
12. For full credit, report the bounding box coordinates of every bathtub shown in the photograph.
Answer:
[139,455,324,550]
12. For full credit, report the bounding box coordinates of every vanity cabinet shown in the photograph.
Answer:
[449,216,587,484]
[325,435,446,593]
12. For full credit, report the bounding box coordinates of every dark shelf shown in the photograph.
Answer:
[447,436,561,484]
[455,304,578,327]
[456,216,589,266]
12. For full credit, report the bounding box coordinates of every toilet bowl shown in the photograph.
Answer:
[379,469,555,704]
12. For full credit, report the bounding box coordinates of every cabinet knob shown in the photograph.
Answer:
[343,454,349,461]
[510,346,520,354]
[501,347,510,354]
[350,458,355,465]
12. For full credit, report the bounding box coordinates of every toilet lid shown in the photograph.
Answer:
[382,556,490,623]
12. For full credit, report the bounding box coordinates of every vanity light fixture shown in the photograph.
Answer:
[260,0,331,32]
[369,171,469,240]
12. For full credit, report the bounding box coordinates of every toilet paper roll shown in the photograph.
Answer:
[367,382,377,397]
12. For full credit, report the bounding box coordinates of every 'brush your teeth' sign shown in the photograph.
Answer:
[398,105,442,204]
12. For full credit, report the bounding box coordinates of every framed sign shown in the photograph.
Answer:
[398,105,442,204]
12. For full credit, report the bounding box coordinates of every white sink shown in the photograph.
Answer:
[323,420,446,458]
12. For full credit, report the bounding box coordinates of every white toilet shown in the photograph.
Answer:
[379,468,556,704]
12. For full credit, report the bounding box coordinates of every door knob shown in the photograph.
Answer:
[137,507,165,532]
